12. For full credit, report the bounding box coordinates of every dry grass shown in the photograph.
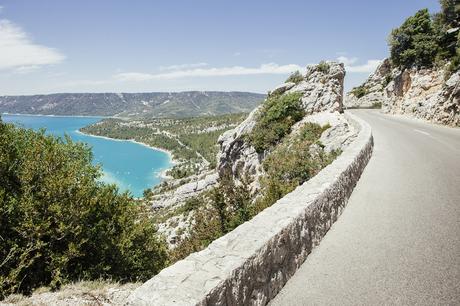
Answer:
[1,281,141,306]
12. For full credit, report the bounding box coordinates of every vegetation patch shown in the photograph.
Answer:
[0,119,168,298]
[371,102,383,109]
[389,2,460,71]
[172,122,340,262]
[350,85,369,98]
[317,61,331,73]
[248,92,304,153]
[286,71,304,84]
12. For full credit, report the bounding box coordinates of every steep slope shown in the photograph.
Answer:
[0,91,265,118]
[344,59,392,109]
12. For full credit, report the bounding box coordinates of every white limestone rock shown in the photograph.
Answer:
[344,58,392,109]
[383,66,459,127]
[287,61,345,114]
[150,172,218,208]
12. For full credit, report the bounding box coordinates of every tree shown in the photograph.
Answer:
[439,0,460,28]
[389,9,439,68]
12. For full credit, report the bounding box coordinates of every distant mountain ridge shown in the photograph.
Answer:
[0,91,265,118]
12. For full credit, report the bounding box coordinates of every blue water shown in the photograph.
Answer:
[2,114,172,197]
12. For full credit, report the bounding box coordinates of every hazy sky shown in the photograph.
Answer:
[0,0,440,95]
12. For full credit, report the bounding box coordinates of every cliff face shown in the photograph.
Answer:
[346,58,460,127]
[217,62,346,188]
[344,59,392,108]
[383,67,460,126]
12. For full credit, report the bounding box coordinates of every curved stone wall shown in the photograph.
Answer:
[127,112,373,306]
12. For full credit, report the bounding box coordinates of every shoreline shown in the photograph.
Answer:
[76,130,177,180]
[2,112,112,119]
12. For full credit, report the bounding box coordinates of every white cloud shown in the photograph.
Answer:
[159,62,208,71]
[114,63,303,82]
[337,56,358,66]
[0,19,65,72]
[346,59,382,73]
[337,56,381,73]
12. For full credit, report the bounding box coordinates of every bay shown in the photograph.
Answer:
[2,114,172,198]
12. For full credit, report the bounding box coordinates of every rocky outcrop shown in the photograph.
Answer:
[297,112,358,153]
[287,62,345,114]
[383,67,460,126]
[217,62,346,188]
[150,172,218,209]
[347,58,459,127]
[344,59,391,109]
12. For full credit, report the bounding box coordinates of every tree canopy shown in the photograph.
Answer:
[389,1,460,71]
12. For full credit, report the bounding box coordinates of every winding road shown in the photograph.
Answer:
[270,110,460,305]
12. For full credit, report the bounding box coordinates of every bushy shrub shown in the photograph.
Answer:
[253,123,339,213]
[0,120,168,298]
[170,173,252,261]
[286,71,303,84]
[371,102,383,109]
[249,92,304,153]
[351,85,368,98]
[317,61,330,73]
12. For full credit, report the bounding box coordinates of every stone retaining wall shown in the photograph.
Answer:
[127,112,373,306]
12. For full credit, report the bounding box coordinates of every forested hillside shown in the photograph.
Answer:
[0,91,264,118]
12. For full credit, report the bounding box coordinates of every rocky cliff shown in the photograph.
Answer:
[217,61,347,188]
[346,59,459,127]
[344,59,392,109]
[384,67,459,126]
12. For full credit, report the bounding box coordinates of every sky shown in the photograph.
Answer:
[0,0,441,95]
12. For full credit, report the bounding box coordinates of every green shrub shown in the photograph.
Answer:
[351,85,368,98]
[286,71,303,84]
[0,120,168,298]
[253,123,339,213]
[371,102,383,109]
[171,173,252,261]
[249,92,304,153]
[317,61,330,73]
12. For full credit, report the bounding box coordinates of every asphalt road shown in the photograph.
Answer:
[270,110,460,305]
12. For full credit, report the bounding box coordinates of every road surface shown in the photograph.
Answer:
[270,110,460,305]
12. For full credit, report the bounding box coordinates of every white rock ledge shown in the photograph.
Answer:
[126,112,373,306]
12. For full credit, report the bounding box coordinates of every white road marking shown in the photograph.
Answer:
[414,129,431,136]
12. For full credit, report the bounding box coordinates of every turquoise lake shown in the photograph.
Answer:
[2,114,172,197]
